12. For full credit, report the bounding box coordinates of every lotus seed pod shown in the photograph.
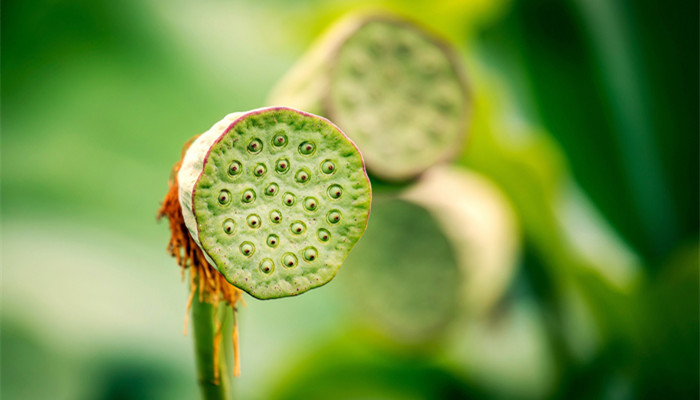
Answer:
[342,198,461,342]
[178,107,372,299]
[268,13,470,182]
[402,166,519,315]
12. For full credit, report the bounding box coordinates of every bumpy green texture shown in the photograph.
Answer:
[343,198,461,342]
[192,108,371,299]
[269,13,469,181]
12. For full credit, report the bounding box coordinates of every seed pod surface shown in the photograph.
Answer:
[343,198,461,342]
[178,107,371,299]
[269,13,470,181]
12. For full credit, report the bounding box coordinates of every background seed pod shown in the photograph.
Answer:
[268,13,470,182]
[402,165,520,316]
[342,198,462,343]
[178,107,372,300]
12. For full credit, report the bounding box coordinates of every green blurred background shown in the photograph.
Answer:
[2,0,697,399]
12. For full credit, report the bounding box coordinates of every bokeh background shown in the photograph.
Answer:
[2,0,697,399]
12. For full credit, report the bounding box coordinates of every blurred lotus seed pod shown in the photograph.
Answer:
[402,166,519,315]
[269,13,470,182]
[342,198,462,343]
[178,107,372,299]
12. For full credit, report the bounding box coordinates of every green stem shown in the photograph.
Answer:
[192,289,232,400]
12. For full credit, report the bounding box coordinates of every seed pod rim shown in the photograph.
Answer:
[326,14,471,181]
[177,106,372,300]
[268,11,472,182]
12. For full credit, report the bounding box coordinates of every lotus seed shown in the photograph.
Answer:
[299,141,315,156]
[283,192,296,206]
[321,160,335,174]
[240,242,255,257]
[328,184,343,199]
[248,139,263,154]
[247,214,261,228]
[270,210,282,223]
[290,221,306,235]
[436,96,454,113]
[267,234,279,248]
[328,210,341,224]
[276,159,290,174]
[223,219,235,235]
[302,247,318,262]
[265,183,279,196]
[317,228,331,242]
[260,259,274,274]
[396,42,411,57]
[369,39,384,55]
[282,253,298,268]
[303,197,318,211]
[228,161,242,176]
[351,56,368,75]
[253,163,267,177]
[295,169,310,183]
[242,189,256,203]
[273,133,287,147]
[218,190,231,205]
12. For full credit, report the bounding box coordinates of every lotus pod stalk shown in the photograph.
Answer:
[269,12,471,182]
[159,106,371,399]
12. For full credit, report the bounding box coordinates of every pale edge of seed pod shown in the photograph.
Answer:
[401,165,520,316]
[178,112,245,270]
[178,106,372,281]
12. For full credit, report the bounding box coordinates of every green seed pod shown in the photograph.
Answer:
[401,166,519,315]
[178,107,372,299]
[342,198,460,342]
[268,13,470,182]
